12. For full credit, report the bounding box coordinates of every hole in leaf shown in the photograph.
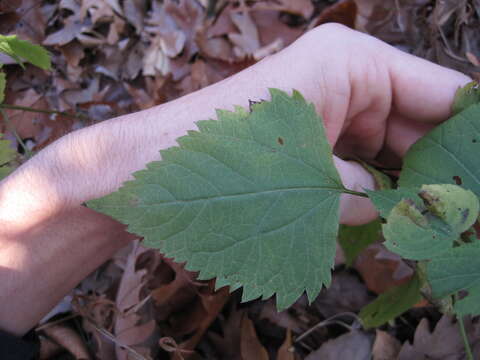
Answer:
[453,175,463,185]
[277,137,284,145]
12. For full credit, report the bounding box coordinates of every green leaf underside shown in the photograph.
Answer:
[89,89,344,310]
[338,219,381,267]
[366,188,420,219]
[359,273,422,329]
[427,241,480,316]
[399,103,480,196]
[0,35,51,70]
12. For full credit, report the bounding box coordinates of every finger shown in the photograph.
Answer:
[334,156,378,225]
[385,48,471,123]
[384,113,436,158]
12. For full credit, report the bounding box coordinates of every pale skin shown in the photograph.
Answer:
[0,24,471,336]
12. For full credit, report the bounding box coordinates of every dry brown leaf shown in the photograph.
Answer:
[312,271,373,318]
[354,243,414,294]
[41,324,91,360]
[251,0,314,19]
[10,0,47,43]
[229,10,261,59]
[114,242,155,360]
[259,299,305,334]
[305,330,373,360]
[123,0,146,33]
[311,0,357,29]
[276,329,297,360]
[397,316,476,360]
[43,15,85,46]
[251,10,303,49]
[372,330,401,360]
[207,305,244,359]
[143,37,171,76]
[240,315,269,360]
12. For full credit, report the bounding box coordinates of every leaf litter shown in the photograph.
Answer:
[2,0,480,358]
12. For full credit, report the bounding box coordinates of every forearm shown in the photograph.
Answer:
[0,26,374,222]
[0,206,134,336]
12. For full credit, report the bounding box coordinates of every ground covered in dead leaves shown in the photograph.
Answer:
[2,0,480,359]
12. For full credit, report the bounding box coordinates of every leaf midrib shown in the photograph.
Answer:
[100,185,344,208]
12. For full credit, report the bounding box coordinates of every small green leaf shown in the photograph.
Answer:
[381,185,479,260]
[0,134,16,179]
[427,241,480,298]
[89,89,345,310]
[452,81,480,115]
[0,71,5,103]
[338,219,381,267]
[0,35,51,70]
[366,188,419,219]
[399,103,480,197]
[357,160,392,190]
[359,272,422,329]
[427,241,480,316]
[454,283,480,316]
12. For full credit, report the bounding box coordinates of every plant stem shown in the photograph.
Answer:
[458,314,474,360]
[0,108,32,158]
[0,103,87,120]
[341,188,369,198]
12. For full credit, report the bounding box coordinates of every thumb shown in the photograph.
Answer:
[333,156,378,225]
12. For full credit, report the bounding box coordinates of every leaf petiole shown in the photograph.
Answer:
[458,313,474,360]
[341,188,369,198]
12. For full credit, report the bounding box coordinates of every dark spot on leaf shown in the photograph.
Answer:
[462,209,470,223]
[453,175,463,185]
[277,137,284,145]
[248,99,265,112]
[380,218,387,224]
[473,139,477,143]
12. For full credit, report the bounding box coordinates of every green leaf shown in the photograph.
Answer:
[338,219,381,267]
[359,272,422,329]
[454,283,480,316]
[357,160,392,190]
[381,185,479,260]
[89,89,345,310]
[0,35,51,70]
[0,134,16,179]
[399,103,480,197]
[0,71,5,104]
[366,188,419,219]
[427,241,480,316]
[452,81,480,115]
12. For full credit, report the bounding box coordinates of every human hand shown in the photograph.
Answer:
[0,23,471,336]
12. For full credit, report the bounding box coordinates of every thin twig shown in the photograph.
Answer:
[0,103,88,120]
[35,313,81,331]
[458,314,474,360]
[92,324,149,360]
[294,312,361,344]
